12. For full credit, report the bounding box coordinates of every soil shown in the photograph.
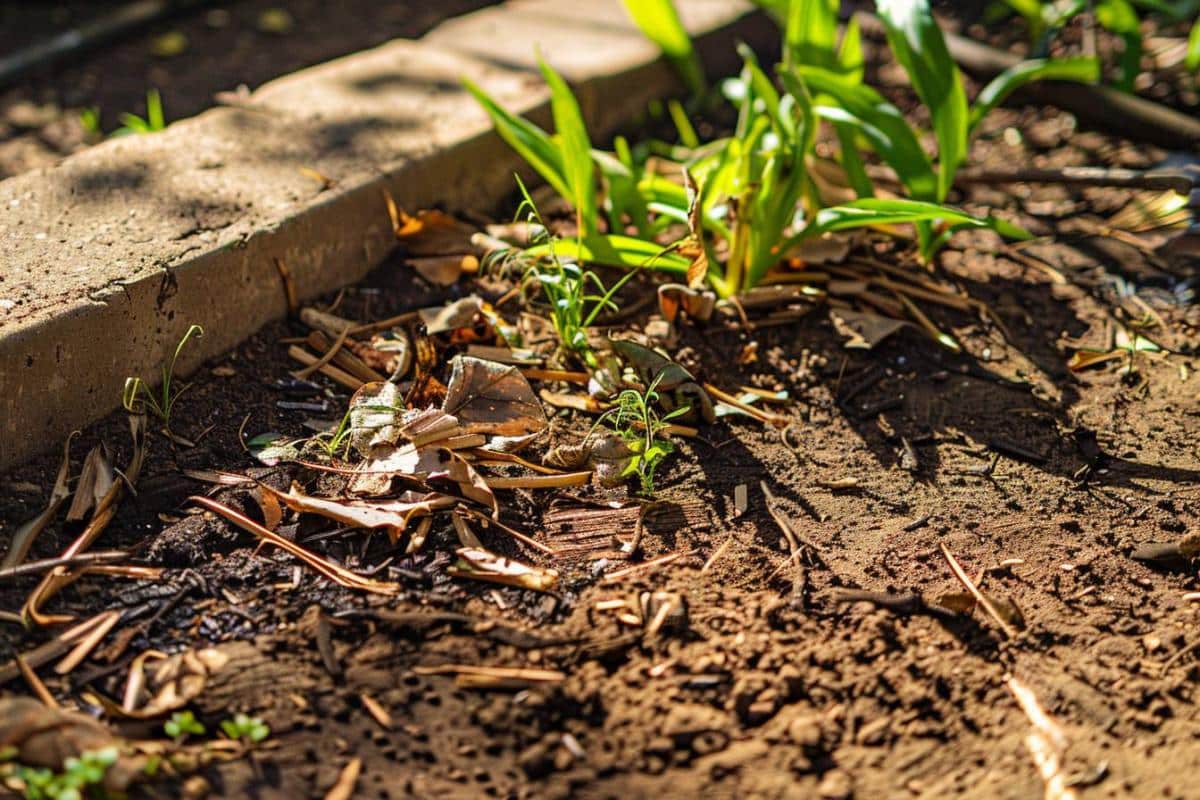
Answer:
[4,13,1200,800]
[0,0,497,179]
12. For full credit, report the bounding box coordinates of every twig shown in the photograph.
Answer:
[940,543,1018,639]
[0,550,130,581]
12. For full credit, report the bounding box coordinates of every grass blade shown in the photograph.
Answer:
[876,0,968,201]
[1189,18,1200,72]
[462,78,570,203]
[538,57,598,236]
[620,0,706,96]
[969,57,1099,131]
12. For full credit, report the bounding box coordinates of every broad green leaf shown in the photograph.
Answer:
[969,56,1099,131]
[877,0,969,201]
[538,57,598,236]
[620,0,706,96]
[803,67,937,201]
[462,78,569,201]
[1189,18,1200,72]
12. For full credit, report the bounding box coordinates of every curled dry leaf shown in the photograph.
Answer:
[392,207,477,256]
[546,436,634,488]
[2,435,73,569]
[65,445,114,522]
[420,296,483,335]
[92,647,230,719]
[409,255,477,287]
[937,591,1026,630]
[449,547,559,592]
[443,356,547,438]
[658,283,716,324]
[348,381,404,456]
[830,309,909,350]
[366,328,413,379]
[0,697,145,792]
[272,486,457,543]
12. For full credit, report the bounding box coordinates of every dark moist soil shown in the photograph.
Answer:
[0,0,497,179]
[5,37,1200,800]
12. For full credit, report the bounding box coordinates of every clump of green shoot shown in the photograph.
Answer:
[112,89,166,136]
[509,177,638,368]
[6,746,118,800]
[596,376,689,495]
[220,713,270,745]
[123,324,203,435]
[164,711,205,743]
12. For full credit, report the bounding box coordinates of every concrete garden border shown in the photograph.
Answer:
[0,0,771,470]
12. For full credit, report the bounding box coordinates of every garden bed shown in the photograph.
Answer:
[3,2,1200,799]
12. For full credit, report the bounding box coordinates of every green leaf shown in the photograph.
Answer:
[538,57,598,236]
[784,0,840,71]
[1189,18,1200,72]
[788,197,1031,247]
[970,56,1099,131]
[877,0,969,201]
[803,66,937,201]
[620,0,706,96]
[525,234,692,274]
[462,78,570,202]
[1095,0,1142,91]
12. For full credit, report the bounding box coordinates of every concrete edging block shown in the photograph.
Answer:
[0,0,770,470]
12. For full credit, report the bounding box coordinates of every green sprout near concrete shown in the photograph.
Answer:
[122,324,203,435]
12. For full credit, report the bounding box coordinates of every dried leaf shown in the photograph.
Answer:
[65,445,113,522]
[2,436,73,569]
[393,208,477,255]
[420,296,483,335]
[97,648,230,719]
[324,757,363,800]
[409,255,476,287]
[449,547,559,592]
[793,233,852,265]
[830,309,908,350]
[349,381,404,456]
[429,450,497,514]
[443,357,547,438]
[271,486,456,543]
[658,283,716,323]
[1066,349,1123,372]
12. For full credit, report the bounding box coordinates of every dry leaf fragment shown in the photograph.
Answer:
[409,255,477,287]
[2,435,73,569]
[65,445,114,522]
[272,487,456,543]
[324,757,362,800]
[93,647,230,719]
[392,207,477,255]
[443,356,547,438]
[830,309,908,350]
[420,296,483,335]
[658,283,716,323]
[348,381,404,456]
[449,547,559,592]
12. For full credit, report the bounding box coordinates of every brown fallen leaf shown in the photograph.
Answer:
[65,445,114,522]
[658,283,716,323]
[2,435,74,569]
[391,205,477,255]
[420,296,483,335]
[830,309,909,350]
[90,647,230,719]
[443,356,547,438]
[449,547,559,592]
[270,486,457,543]
[409,254,478,287]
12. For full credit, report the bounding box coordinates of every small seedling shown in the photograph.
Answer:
[596,375,689,495]
[112,89,166,136]
[78,108,102,138]
[164,711,205,742]
[123,324,203,434]
[9,746,118,800]
[220,713,270,745]
[510,179,637,368]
